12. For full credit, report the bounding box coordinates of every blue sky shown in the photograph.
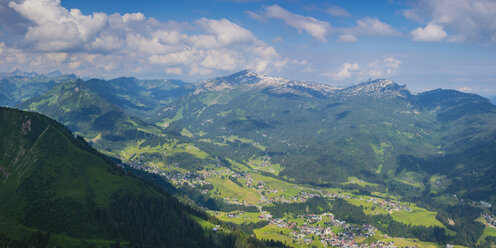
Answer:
[0,0,495,96]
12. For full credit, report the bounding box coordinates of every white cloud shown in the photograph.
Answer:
[201,49,239,71]
[457,86,473,92]
[122,12,145,23]
[402,9,422,22]
[337,17,400,42]
[9,0,108,51]
[244,10,265,22]
[338,34,357,43]
[249,6,396,43]
[411,23,447,42]
[251,4,331,42]
[196,18,256,46]
[324,57,401,82]
[323,62,360,81]
[68,60,81,69]
[1,0,288,78]
[326,6,351,17]
[404,0,496,44]
[353,17,400,37]
[367,57,401,78]
[0,42,27,67]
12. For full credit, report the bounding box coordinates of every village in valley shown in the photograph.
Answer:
[123,152,467,248]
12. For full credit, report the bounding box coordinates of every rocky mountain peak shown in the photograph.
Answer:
[338,79,410,99]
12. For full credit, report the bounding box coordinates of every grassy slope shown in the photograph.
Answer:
[0,108,219,247]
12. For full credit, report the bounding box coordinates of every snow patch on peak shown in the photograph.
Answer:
[198,70,341,97]
[339,79,410,99]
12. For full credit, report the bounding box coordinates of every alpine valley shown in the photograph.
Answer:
[2,70,496,248]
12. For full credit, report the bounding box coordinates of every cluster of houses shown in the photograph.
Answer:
[482,213,496,227]
[126,154,153,170]
[125,155,447,248]
[129,159,419,222]
[363,197,413,214]
[256,189,323,205]
[261,212,380,247]
[456,196,494,210]
[326,192,353,199]
[218,211,254,221]
[474,201,493,208]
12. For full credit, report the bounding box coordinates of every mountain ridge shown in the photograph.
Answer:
[154,70,496,198]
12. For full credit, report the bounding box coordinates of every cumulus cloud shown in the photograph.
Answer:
[404,0,496,44]
[249,4,331,42]
[326,62,360,80]
[9,0,108,52]
[0,0,287,78]
[411,23,447,42]
[323,57,401,82]
[196,18,257,45]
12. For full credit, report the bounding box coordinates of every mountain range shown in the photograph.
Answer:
[7,69,496,201]
[2,69,496,247]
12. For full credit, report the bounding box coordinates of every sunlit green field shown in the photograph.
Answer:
[208,211,263,224]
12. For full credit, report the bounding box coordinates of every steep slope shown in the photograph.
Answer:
[397,89,496,201]
[0,107,220,247]
[17,79,222,182]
